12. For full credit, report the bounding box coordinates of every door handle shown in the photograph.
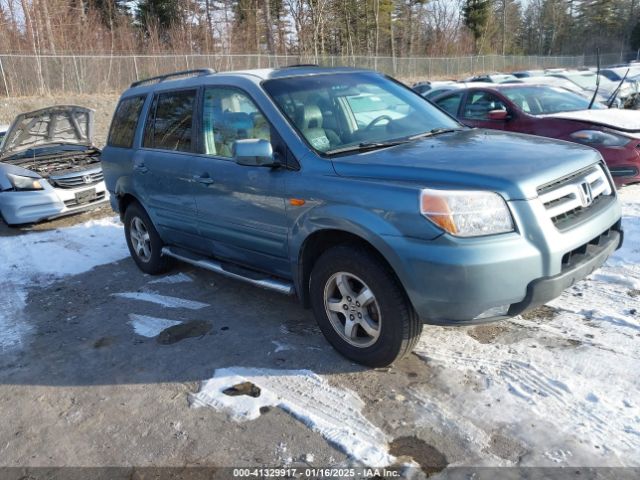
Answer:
[134,163,148,173]
[193,174,214,185]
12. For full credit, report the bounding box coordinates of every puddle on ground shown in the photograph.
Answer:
[223,381,261,398]
[93,336,114,349]
[157,320,212,345]
[389,436,448,476]
[280,321,321,337]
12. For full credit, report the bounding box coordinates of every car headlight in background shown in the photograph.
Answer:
[420,188,514,237]
[570,130,631,147]
[7,173,44,191]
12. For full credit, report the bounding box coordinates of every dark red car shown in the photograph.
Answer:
[432,84,640,186]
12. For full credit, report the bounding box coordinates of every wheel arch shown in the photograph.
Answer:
[296,227,410,310]
[117,192,139,220]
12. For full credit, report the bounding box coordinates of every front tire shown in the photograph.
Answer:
[309,245,422,367]
[123,202,170,275]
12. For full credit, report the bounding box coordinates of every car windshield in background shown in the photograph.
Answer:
[501,86,606,115]
[557,73,617,91]
[263,72,461,154]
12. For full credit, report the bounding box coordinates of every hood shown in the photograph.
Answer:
[0,105,94,159]
[544,109,640,134]
[331,129,602,200]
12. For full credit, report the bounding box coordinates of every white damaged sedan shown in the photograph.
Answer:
[0,106,109,225]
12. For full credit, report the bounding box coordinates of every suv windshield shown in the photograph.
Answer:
[501,86,606,114]
[263,72,461,154]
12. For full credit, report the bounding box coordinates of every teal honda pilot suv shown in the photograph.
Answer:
[101,66,623,366]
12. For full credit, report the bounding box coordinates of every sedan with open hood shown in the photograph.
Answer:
[0,105,109,225]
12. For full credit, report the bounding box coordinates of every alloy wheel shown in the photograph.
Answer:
[129,216,152,262]
[323,271,381,348]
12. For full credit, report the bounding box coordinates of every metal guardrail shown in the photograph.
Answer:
[0,52,627,97]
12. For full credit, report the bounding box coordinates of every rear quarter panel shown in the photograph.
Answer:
[100,93,152,213]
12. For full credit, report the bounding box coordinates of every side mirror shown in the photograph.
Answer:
[233,139,279,167]
[487,109,510,121]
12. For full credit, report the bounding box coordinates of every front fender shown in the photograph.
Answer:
[289,203,421,303]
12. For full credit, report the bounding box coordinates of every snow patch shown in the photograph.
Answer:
[271,340,293,353]
[0,216,128,352]
[112,291,208,310]
[0,288,28,351]
[190,367,394,467]
[148,273,193,285]
[128,314,182,338]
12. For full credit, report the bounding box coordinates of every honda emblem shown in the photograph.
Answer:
[579,181,593,207]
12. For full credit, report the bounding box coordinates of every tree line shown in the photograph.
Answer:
[0,0,637,58]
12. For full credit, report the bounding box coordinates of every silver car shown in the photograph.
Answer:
[0,106,109,225]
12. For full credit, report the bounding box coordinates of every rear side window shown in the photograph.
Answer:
[435,92,463,116]
[143,89,197,152]
[108,96,145,148]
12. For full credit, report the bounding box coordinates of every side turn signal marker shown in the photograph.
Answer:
[289,198,306,206]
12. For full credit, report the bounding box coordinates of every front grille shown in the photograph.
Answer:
[537,164,612,228]
[51,170,103,189]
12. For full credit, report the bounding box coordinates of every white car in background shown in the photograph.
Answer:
[548,70,634,105]
[504,76,616,106]
[0,106,109,225]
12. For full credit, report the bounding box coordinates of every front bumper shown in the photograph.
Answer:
[0,180,109,225]
[507,227,621,316]
[381,194,622,325]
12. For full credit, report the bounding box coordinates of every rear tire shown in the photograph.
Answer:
[123,202,170,275]
[309,244,422,367]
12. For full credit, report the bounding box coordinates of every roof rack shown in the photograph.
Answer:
[279,63,319,69]
[130,68,215,88]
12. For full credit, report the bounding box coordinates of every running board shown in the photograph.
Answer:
[161,247,295,295]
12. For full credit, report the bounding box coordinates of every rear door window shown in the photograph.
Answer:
[435,92,463,116]
[143,89,197,152]
[108,96,146,148]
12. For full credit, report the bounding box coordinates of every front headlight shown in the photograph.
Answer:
[7,173,44,191]
[570,130,631,147]
[420,188,514,237]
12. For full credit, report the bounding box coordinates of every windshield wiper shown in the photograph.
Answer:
[409,127,463,140]
[325,127,463,155]
[326,139,410,155]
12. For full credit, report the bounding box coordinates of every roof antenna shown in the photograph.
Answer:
[607,68,630,108]
[588,48,601,109]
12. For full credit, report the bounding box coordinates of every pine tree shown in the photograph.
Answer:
[136,0,184,30]
[463,0,491,51]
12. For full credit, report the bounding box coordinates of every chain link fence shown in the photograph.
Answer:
[0,52,626,97]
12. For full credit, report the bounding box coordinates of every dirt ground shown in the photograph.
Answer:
[0,210,457,477]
